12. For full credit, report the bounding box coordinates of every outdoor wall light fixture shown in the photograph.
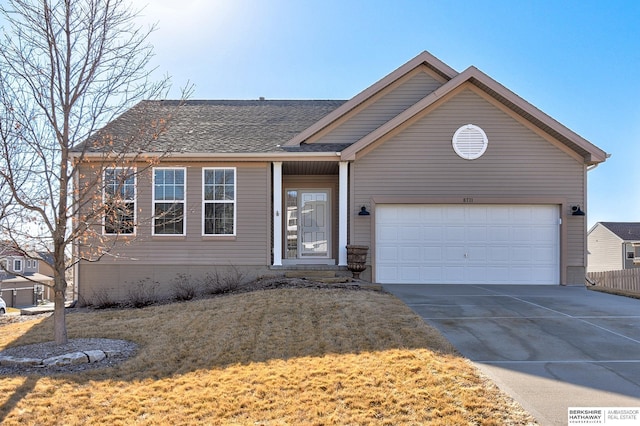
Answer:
[358,206,370,216]
[571,205,585,216]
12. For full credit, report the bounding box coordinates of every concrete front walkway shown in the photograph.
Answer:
[384,284,640,426]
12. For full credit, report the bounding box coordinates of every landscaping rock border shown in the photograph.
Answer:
[0,348,109,367]
[0,338,137,375]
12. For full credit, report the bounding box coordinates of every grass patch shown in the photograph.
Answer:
[0,287,536,425]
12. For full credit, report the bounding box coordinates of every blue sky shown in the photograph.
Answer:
[132,0,639,229]
[7,0,640,228]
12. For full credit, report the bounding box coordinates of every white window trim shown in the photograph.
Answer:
[102,167,137,236]
[152,167,187,236]
[202,167,237,236]
[13,258,23,272]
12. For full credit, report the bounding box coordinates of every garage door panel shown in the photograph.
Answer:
[377,225,399,242]
[399,246,421,261]
[421,266,443,281]
[488,227,510,242]
[488,246,510,262]
[510,247,531,262]
[534,226,558,241]
[465,265,487,281]
[511,226,534,241]
[376,204,559,285]
[469,207,489,223]
[445,226,466,242]
[466,245,488,261]
[399,226,421,241]
[401,267,421,281]
[444,206,466,222]
[486,266,510,282]
[445,245,465,261]
[377,246,398,262]
[532,247,557,262]
[487,208,510,223]
[422,246,443,261]
[421,226,443,241]
[443,266,464,282]
[466,226,487,242]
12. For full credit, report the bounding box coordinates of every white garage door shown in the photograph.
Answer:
[376,204,560,284]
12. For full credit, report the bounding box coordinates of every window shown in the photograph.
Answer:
[13,259,22,272]
[154,168,186,235]
[104,168,136,234]
[0,259,7,271]
[203,168,235,235]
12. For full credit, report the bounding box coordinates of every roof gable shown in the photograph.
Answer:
[597,222,640,241]
[340,66,608,164]
[283,51,457,147]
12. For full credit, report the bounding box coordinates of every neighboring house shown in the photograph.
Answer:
[587,222,640,272]
[0,247,55,307]
[73,51,608,303]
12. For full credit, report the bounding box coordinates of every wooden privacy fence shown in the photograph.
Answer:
[587,269,640,293]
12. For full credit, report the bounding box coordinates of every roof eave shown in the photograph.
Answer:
[343,66,608,165]
[71,151,343,162]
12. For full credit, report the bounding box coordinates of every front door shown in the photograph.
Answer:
[285,189,331,259]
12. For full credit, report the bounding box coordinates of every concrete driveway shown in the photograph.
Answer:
[384,284,640,426]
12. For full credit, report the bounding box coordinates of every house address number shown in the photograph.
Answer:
[463,198,474,203]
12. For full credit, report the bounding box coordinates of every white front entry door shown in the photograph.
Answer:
[285,189,331,259]
[299,191,330,257]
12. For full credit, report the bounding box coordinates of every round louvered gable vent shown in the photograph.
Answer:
[452,124,488,160]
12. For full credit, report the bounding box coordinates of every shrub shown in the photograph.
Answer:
[202,266,245,295]
[125,278,159,308]
[172,273,199,301]
[86,288,119,309]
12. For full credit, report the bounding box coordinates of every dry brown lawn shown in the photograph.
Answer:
[0,287,536,425]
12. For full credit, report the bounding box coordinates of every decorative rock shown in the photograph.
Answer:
[0,356,43,366]
[103,349,120,358]
[1,344,121,368]
[43,352,89,367]
[84,350,106,363]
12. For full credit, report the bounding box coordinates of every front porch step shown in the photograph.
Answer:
[317,277,353,284]
[285,270,337,279]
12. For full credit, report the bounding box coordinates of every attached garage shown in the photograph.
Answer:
[375,204,560,284]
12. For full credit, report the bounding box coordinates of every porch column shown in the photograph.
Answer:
[273,162,283,266]
[338,161,348,266]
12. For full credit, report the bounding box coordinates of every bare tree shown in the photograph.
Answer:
[0,0,188,344]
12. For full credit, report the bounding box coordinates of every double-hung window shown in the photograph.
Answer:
[103,168,136,235]
[153,168,186,235]
[203,168,236,235]
[13,259,22,272]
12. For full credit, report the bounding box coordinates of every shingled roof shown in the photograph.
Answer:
[79,99,347,154]
[599,222,640,241]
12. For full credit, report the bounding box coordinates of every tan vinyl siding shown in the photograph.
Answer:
[96,162,270,264]
[350,89,587,283]
[77,162,271,301]
[316,71,442,145]
[587,225,624,272]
